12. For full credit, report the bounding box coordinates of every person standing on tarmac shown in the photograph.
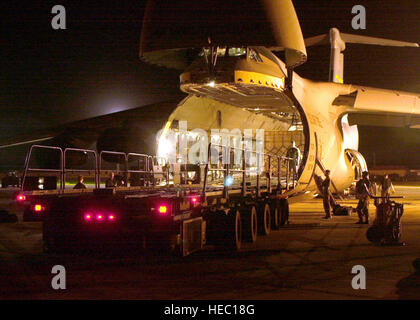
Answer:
[381,174,395,198]
[105,172,116,188]
[73,175,86,189]
[355,171,373,224]
[321,170,332,219]
[322,170,331,219]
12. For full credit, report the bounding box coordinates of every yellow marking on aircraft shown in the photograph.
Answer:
[164,121,172,130]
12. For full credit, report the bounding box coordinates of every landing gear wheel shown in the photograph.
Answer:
[258,203,271,235]
[241,206,257,243]
[279,199,289,226]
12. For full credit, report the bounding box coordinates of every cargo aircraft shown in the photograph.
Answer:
[138,0,419,200]
[2,0,419,202]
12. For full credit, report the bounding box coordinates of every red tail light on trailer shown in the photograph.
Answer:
[158,205,168,215]
[83,212,117,223]
[16,194,26,202]
[33,204,45,212]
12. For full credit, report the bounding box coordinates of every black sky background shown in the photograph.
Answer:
[0,0,419,170]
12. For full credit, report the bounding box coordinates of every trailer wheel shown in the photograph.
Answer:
[226,209,242,250]
[271,201,280,230]
[241,206,257,242]
[279,199,289,226]
[258,203,271,235]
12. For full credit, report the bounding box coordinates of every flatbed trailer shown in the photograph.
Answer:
[17,144,295,256]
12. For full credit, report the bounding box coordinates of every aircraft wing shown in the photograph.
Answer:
[332,86,420,128]
[0,101,178,149]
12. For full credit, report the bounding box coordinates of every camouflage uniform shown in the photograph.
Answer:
[356,178,371,224]
[322,176,332,218]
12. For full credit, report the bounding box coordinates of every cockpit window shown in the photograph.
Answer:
[199,47,246,57]
[248,48,262,62]
[228,47,246,56]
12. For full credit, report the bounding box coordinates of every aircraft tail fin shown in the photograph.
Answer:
[304,28,419,83]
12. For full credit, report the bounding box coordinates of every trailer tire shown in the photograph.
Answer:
[258,203,271,235]
[241,206,257,243]
[271,201,280,230]
[225,209,242,250]
[279,199,289,226]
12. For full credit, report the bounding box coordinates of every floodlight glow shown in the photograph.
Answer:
[224,175,234,187]
[157,135,175,159]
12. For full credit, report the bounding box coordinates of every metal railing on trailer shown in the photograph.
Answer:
[201,143,296,200]
[21,145,156,193]
[64,147,98,189]
[20,144,298,195]
[21,145,64,191]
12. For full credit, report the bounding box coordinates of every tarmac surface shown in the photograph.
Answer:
[0,185,419,300]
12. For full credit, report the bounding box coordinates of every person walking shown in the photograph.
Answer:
[355,171,373,224]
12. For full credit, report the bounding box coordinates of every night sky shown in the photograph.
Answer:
[0,0,419,169]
